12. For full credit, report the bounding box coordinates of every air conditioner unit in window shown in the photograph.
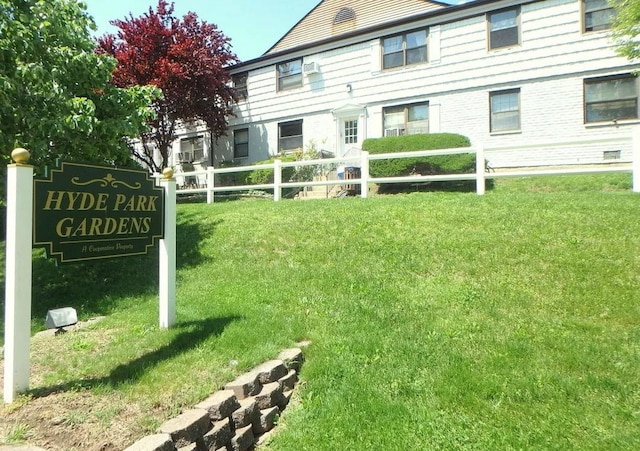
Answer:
[303,62,321,75]
[384,128,405,137]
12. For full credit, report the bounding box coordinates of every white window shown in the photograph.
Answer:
[490,89,520,132]
[234,129,249,159]
[179,136,204,162]
[382,29,427,69]
[585,75,638,123]
[383,103,429,136]
[278,120,303,152]
[488,7,520,50]
[344,120,358,144]
[232,72,248,100]
[277,59,302,91]
[584,0,616,32]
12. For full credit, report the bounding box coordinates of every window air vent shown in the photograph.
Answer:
[303,62,321,75]
[334,7,356,25]
[384,128,405,137]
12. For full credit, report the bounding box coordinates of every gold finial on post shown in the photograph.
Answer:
[11,148,30,164]
[162,167,174,179]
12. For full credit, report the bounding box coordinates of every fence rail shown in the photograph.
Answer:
[164,134,640,203]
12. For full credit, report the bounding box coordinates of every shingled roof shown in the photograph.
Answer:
[265,0,449,55]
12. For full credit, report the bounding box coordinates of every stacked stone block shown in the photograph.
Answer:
[124,347,304,451]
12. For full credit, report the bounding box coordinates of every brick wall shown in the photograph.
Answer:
[124,346,307,451]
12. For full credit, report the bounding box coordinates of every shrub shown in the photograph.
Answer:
[362,133,486,193]
[215,161,249,188]
[246,154,297,185]
[246,146,329,198]
[363,133,471,177]
[246,154,299,197]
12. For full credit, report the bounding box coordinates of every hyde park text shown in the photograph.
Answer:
[43,190,159,238]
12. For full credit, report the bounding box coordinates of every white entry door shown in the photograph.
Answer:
[339,117,359,157]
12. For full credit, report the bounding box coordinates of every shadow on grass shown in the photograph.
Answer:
[376,179,495,194]
[29,315,241,397]
[0,216,222,335]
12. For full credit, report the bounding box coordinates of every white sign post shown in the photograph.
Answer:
[3,152,178,404]
[3,148,34,404]
[159,168,177,329]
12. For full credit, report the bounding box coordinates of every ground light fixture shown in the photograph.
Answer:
[45,307,78,335]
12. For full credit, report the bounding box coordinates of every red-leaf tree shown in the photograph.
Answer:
[97,0,238,172]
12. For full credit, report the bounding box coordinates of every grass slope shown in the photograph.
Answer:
[1,174,639,450]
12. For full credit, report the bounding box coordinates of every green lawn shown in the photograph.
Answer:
[1,173,639,449]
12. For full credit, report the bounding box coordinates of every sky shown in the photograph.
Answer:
[83,0,323,62]
[83,0,464,63]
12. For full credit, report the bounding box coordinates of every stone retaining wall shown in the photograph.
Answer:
[124,346,305,451]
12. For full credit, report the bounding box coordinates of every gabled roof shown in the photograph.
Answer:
[229,0,527,71]
[265,0,451,56]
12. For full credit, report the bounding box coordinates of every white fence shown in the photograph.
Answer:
[166,135,640,203]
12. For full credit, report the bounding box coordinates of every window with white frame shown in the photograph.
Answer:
[383,103,429,136]
[488,7,520,50]
[278,120,303,153]
[490,89,520,132]
[233,128,249,159]
[584,74,638,123]
[344,119,358,144]
[277,59,302,91]
[232,72,248,100]
[583,0,616,32]
[179,136,204,162]
[382,29,428,69]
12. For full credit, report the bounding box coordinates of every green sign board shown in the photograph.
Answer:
[33,162,165,264]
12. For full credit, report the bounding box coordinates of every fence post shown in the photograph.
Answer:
[360,151,369,199]
[633,127,640,193]
[159,168,176,329]
[476,145,486,196]
[273,159,282,202]
[4,148,33,403]
[207,166,215,204]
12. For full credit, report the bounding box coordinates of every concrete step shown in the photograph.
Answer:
[295,185,343,200]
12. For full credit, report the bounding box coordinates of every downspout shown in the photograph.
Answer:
[208,132,216,167]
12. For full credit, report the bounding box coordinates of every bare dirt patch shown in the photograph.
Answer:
[0,390,144,450]
[0,319,156,450]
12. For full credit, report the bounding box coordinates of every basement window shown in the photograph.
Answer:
[603,150,621,160]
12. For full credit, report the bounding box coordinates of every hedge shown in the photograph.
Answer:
[246,154,297,186]
[245,154,301,197]
[214,161,250,189]
[362,133,484,193]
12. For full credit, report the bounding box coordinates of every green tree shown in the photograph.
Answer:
[611,0,640,60]
[0,0,159,171]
